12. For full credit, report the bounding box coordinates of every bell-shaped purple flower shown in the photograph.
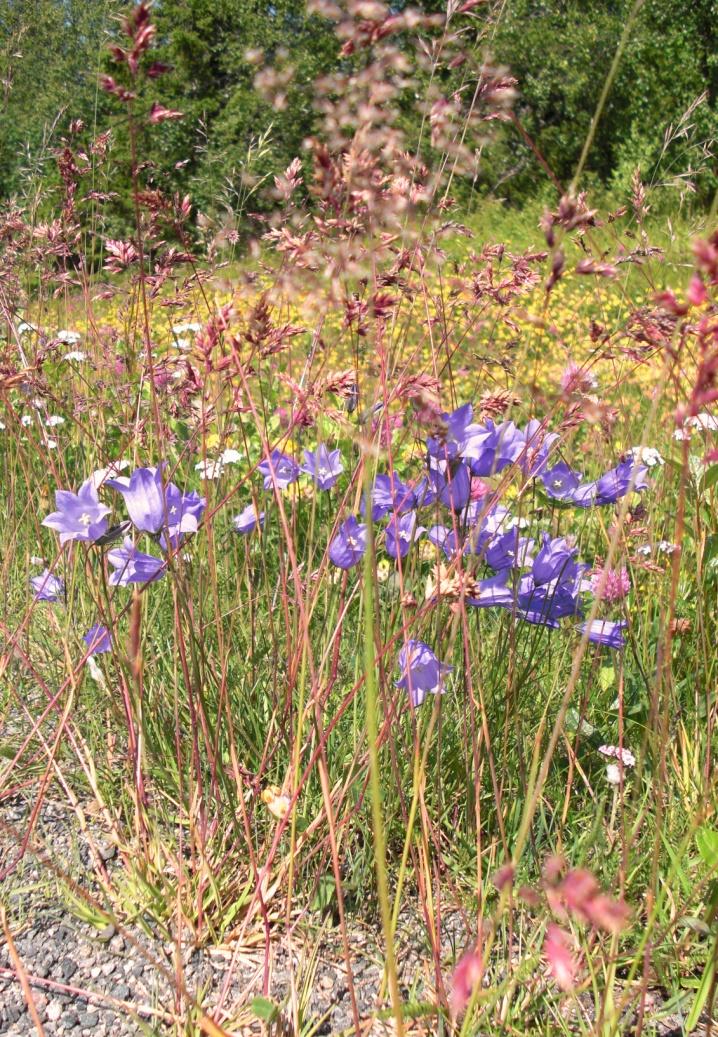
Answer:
[427,524,463,559]
[517,419,558,476]
[485,529,534,571]
[385,512,425,559]
[233,504,265,534]
[328,516,367,569]
[363,473,416,521]
[532,534,582,586]
[395,640,452,707]
[42,478,111,545]
[428,458,471,512]
[426,403,474,461]
[300,444,344,490]
[467,572,516,609]
[581,619,627,649]
[107,538,165,586]
[462,419,523,476]
[84,624,112,655]
[107,468,205,544]
[593,459,648,506]
[106,467,165,533]
[160,486,206,549]
[258,449,299,490]
[541,462,583,502]
[30,569,64,602]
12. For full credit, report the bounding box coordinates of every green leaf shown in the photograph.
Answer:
[599,666,615,691]
[251,996,279,1022]
[311,874,336,914]
[696,828,718,871]
[686,939,716,1032]
[701,464,718,492]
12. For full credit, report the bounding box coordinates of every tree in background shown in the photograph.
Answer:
[1,0,716,227]
[0,0,119,202]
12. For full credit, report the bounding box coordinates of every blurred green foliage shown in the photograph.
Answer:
[1,0,716,223]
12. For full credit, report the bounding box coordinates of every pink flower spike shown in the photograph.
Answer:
[450,946,484,1017]
[544,924,579,991]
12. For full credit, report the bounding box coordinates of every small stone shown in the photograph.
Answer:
[77,1011,99,1028]
[97,922,116,942]
[98,842,117,862]
[47,1000,63,1022]
[60,957,78,981]
[112,982,130,1000]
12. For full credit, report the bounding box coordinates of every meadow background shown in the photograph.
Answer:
[1,1,718,1034]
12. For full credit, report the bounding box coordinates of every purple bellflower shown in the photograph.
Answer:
[542,459,648,508]
[540,462,582,502]
[466,572,516,609]
[30,569,64,602]
[428,458,471,512]
[395,640,452,707]
[581,619,627,649]
[233,504,265,534]
[42,478,111,545]
[426,403,474,461]
[328,516,367,569]
[107,467,206,546]
[84,624,112,655]
[258,449,300,490]
[427,524,463,559]
[385,512,425,559]
[485,529,534,571]
[363,473,416,521]
[300,444,344,490]
[107,538,165,586]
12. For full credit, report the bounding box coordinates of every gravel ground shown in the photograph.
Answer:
[0,794,710,1035]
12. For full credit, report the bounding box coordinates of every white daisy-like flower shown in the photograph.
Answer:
[656,540,677,554]
[220,448,242,464]
[46,415,65,427]
[629,446,664,467]
[173,337,192,352]
[63,350,87,362]
[20,414,33,427]
[195,458,224,480]
[57,329,82,345]
[599,745,636,768]
[17,320,34,335]
[46,438,58,450]
[673,427,692,441]
[636,544,652,557]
